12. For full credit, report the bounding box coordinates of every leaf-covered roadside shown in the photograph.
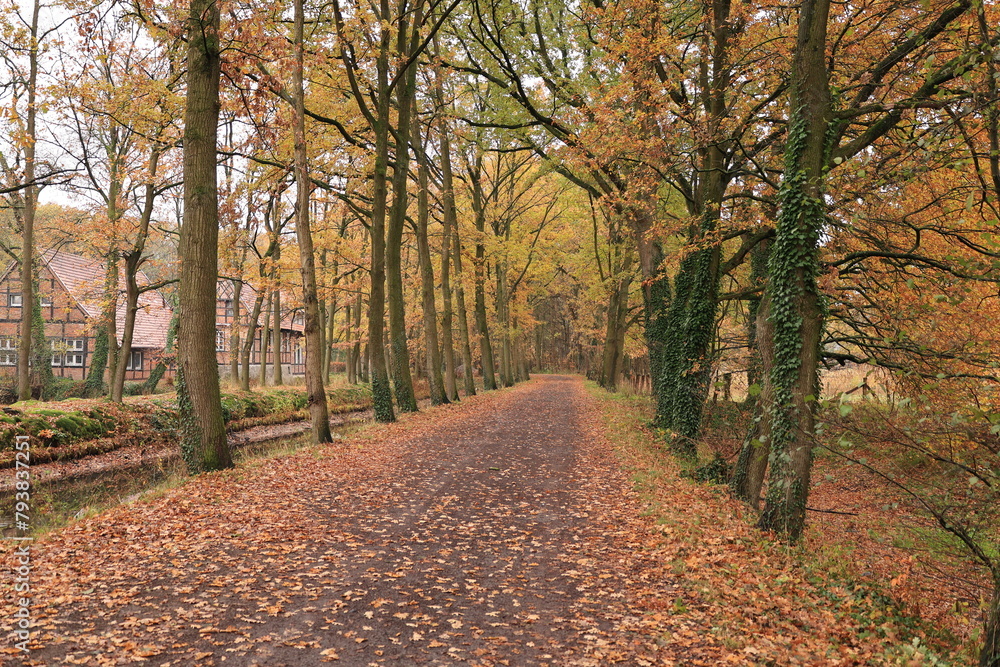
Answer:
[1,376,672,666]
[591,385,955,665]
[0,385,372,469]
[0,376,956,666]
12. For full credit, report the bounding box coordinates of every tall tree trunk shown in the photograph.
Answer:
[496,269,514,387]
[325,296,337,384]
[272,288,283,385]
[345,300,356,384]
[414,132,448,405]
[291,0,332,442]
[177,0,232,473]
[111,149,161,402]
[241,290,265,390]
[353,294,364,383]
[244,225,279,389]
[365,0,395,422]
[646,0,733,454]
[111,259,141,402]
[385,7,421,413]
[452,223,476,396]
[600,243,634,391]
[731,285,775,507]
[86,259,119,398]
[635,211,671,406]
[16,0,40,402]
[731,235,772,503]
[229,279,241,384]
[29,279,53,398]
[106,309,120,396]
[758,0,832,540]
[469,162,498,390]
[435,81,460,401]
[259,291,272,385]
[473,254,497,390]
[361,342,370,384]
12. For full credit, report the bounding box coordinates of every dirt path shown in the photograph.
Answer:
[4,376,671,666]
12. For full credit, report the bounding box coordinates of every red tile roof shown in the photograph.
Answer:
[43,251,174,350]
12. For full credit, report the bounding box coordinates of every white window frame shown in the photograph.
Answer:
[63,339,85,367]
[39,295,53,308]
[126,349,143,371]
[293,343,303,365]
[8,294,22,307]
[0,338,16,366]
[50,339,62,367]
[216,328,226,351]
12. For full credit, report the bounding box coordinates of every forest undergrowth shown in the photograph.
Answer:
[595,384,973,665]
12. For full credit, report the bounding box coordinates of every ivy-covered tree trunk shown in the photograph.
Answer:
[30,281,53,399]
[653,0,735,457]
[657,138,729,458]
[85,328,109,398]
[661,245,722,458]
[758,0,832,540]
[176,0,232,473]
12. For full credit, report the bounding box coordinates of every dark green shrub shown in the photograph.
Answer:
[0,377,16,405]
[49,378,89,401]
[144,405,177,433]
[123,382,145,397]
[54,415,83,436]
[219,394,247,423]
[684,455,732,484]
[53,413,107,439]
